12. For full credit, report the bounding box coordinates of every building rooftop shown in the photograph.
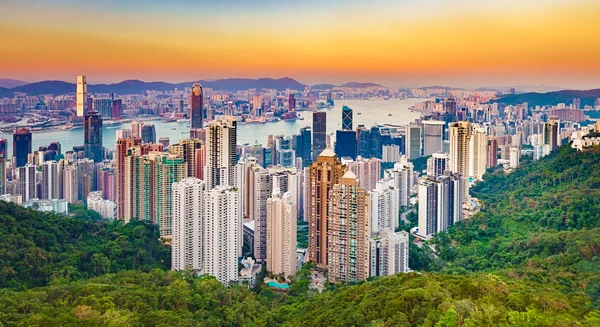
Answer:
[319,148,335,157]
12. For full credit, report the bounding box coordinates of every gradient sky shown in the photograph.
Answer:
[1,0,600,88]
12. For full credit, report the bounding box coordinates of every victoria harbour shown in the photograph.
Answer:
[1,99,424,154]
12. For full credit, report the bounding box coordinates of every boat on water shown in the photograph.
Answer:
[357,112,362,115]
[171,127,176,130]
[388,113,393,116]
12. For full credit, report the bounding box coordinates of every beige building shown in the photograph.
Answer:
[308,149,346,267]
[327,171,370,283]
[266,192,297,278]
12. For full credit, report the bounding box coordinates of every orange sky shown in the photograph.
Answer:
[1,0,599,88]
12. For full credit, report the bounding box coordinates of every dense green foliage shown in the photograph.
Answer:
[1,146,600,326]
[0,202,170,290]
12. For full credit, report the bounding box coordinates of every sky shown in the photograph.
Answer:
[1,0,600,88]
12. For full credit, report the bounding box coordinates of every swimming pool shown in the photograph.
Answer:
[267,281,290,289]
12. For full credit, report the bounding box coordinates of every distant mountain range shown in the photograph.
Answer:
[0,77,308,97]
[494,89,600,107]
[0,79,29,88]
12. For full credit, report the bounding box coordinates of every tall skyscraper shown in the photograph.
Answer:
[334,130,357,160]
[0,138,7,157]
[370,178,400,235]
[422,120,445,156]
[172,178,206,272]
[76,75,87,117]
[486,137,498,169]
[63,165,79,203]
[543,119,560,152]
[385,158,414,207]
[327,171,370,283]
[405,123,422,159]
[13,128,32,168]
[288,94,296,111]
[93,98,113,119]
[84,111,103,163]
[152,153,187,237]
[0,156,6,195]
[342,105,353,130]
[449,121,471,204]
[204,119,237,189]
[370,229,409,277]
[344,156,381,192]
[469,126,487,180]
[111,99,122,120]
[308,149,345,267]
[312,112,327,160]
[170,138,203,178]
[427,152,449,177]
[191,83,204,129]
[417,172,462,238]
[141,124,156,144]
[294,126,312,167]
[41,161,61,200]
[17,164,37,202]
[250,166,272,262]
[266,192,297,277]
[115,137,141,219]
[202,185,240,286]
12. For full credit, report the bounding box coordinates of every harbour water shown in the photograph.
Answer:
[2,99,427,155]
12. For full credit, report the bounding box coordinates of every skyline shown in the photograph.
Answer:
[1,0,600,89]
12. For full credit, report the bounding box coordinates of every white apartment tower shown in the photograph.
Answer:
[370,229,410,277]
[370,178,400,236]
[469,126,487,181]
[172,178,206,272]
[266,192,297,278]
[204,119,237,189]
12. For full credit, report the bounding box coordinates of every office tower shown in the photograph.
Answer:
[543,120,560,152]
[63,165,79,203]
[370,229,409,277]
[115,137,141,219]
[469,126,487,180]
[93,98,113,119]
[275,136,295,167]
[170,138,203,178]
[385,158,414,207]
[141,124,156,144]
[486,137,498,169]
[158,137,170,149]
[427,152,449,177]
[335,130,357,160]
[111,99,122,120]
[327,171,370,283]
[41,161,61,199]
[342,105,353,130]
[252,93,262,113]
[382,145,400,163]
[308,149,345,267]
[312,111,327,160]
[87,191,116,219]
[417,172,462,238]
[405,123,422,159]
[422,120,445,156]
[84,111,103,163]
[0,156,6,195]
[202,185,240,286]
[191,83,204,129]
[204,119,237,189]
[17,164,37,202]
[444,97,457,115]
[13,128,32,168]
[0,138,7,157]
[172,178,206,272]
[288,94,296,111]
[266,192,297,277]
[152,153,187,237]
[295,126,312,166]
[370,178,400,235]
[76,75,87,117]
[343,156,381,192]
[510,146,521,168]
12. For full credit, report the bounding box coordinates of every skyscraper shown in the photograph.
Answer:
[427,152,449,177]
[405,123,422,159]
[170,138,203,178]
[417,172,462,238]
[0,138,8,158]
[251,166,272,263]
[93,98,113,119]
[384,158,414,208]
[344,156,381,192]
[486,137,498,169]
[152,153,187,237]
[288,94,296,111]
[370,178,400,235]
[422,120,445,156]
[204,119,237,189]
[172,178,206,272]
[370,229,409,277]
[543,119,560,152]
[84,111,103,163]
[334,130,357,160]
[111,99,122,120]
[41,161,61,200]
[13,128,32,168]
[327,171,370,283]
[308,149,345,267]
[266,192,297,277]
[191,83,204,129]
[295,126,312,166]
[141,124,157,144]
[469,126,487,180]
[342,105,353,130]
[0,156,6,195]
[17,164,37,202]
[76,75,87,117]
[115,137,141,219]
[449,121,471,204]
[312,111,327,160]
[202,185,240,286]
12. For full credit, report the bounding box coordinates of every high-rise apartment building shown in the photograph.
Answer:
[427,152,449,177]
[384,158,414,207]
[422,121,445,156]
[417,172,462,238]
[170,138,203,178]
[543,119,560,152]
[370,178,400,235]
[327,171,370,283]
[13,128,32,168]
[251,166,272,262]
[342,105,353,130]
[312,112,327,160]
[405,123,422,159]
[152,153,187,237]
[76,75,87,117]
[370,229,409,277]
[204,119,237,189]
[191,83,204,129]
[308,149,345,267]
[469,126,487,180]
[266,192,297,277]
[41,161,61,200]
[172,178,206,272]
[115,137,142,219]
[84,111,103,163]
[63,165,79,203]
[17,164,37,202]
[202,186,240,286]
[449,121,471,178]
[486,137,498,169]
[343,156,381,192]
[0,156,6,195]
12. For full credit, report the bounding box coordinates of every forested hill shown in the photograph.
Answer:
[1,146,600,326]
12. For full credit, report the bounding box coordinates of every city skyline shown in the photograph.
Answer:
[1,0,599,88]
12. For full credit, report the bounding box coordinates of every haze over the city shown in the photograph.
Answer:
[1,0,599,88]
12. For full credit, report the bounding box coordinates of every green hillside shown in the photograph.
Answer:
[1,146,600,326]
